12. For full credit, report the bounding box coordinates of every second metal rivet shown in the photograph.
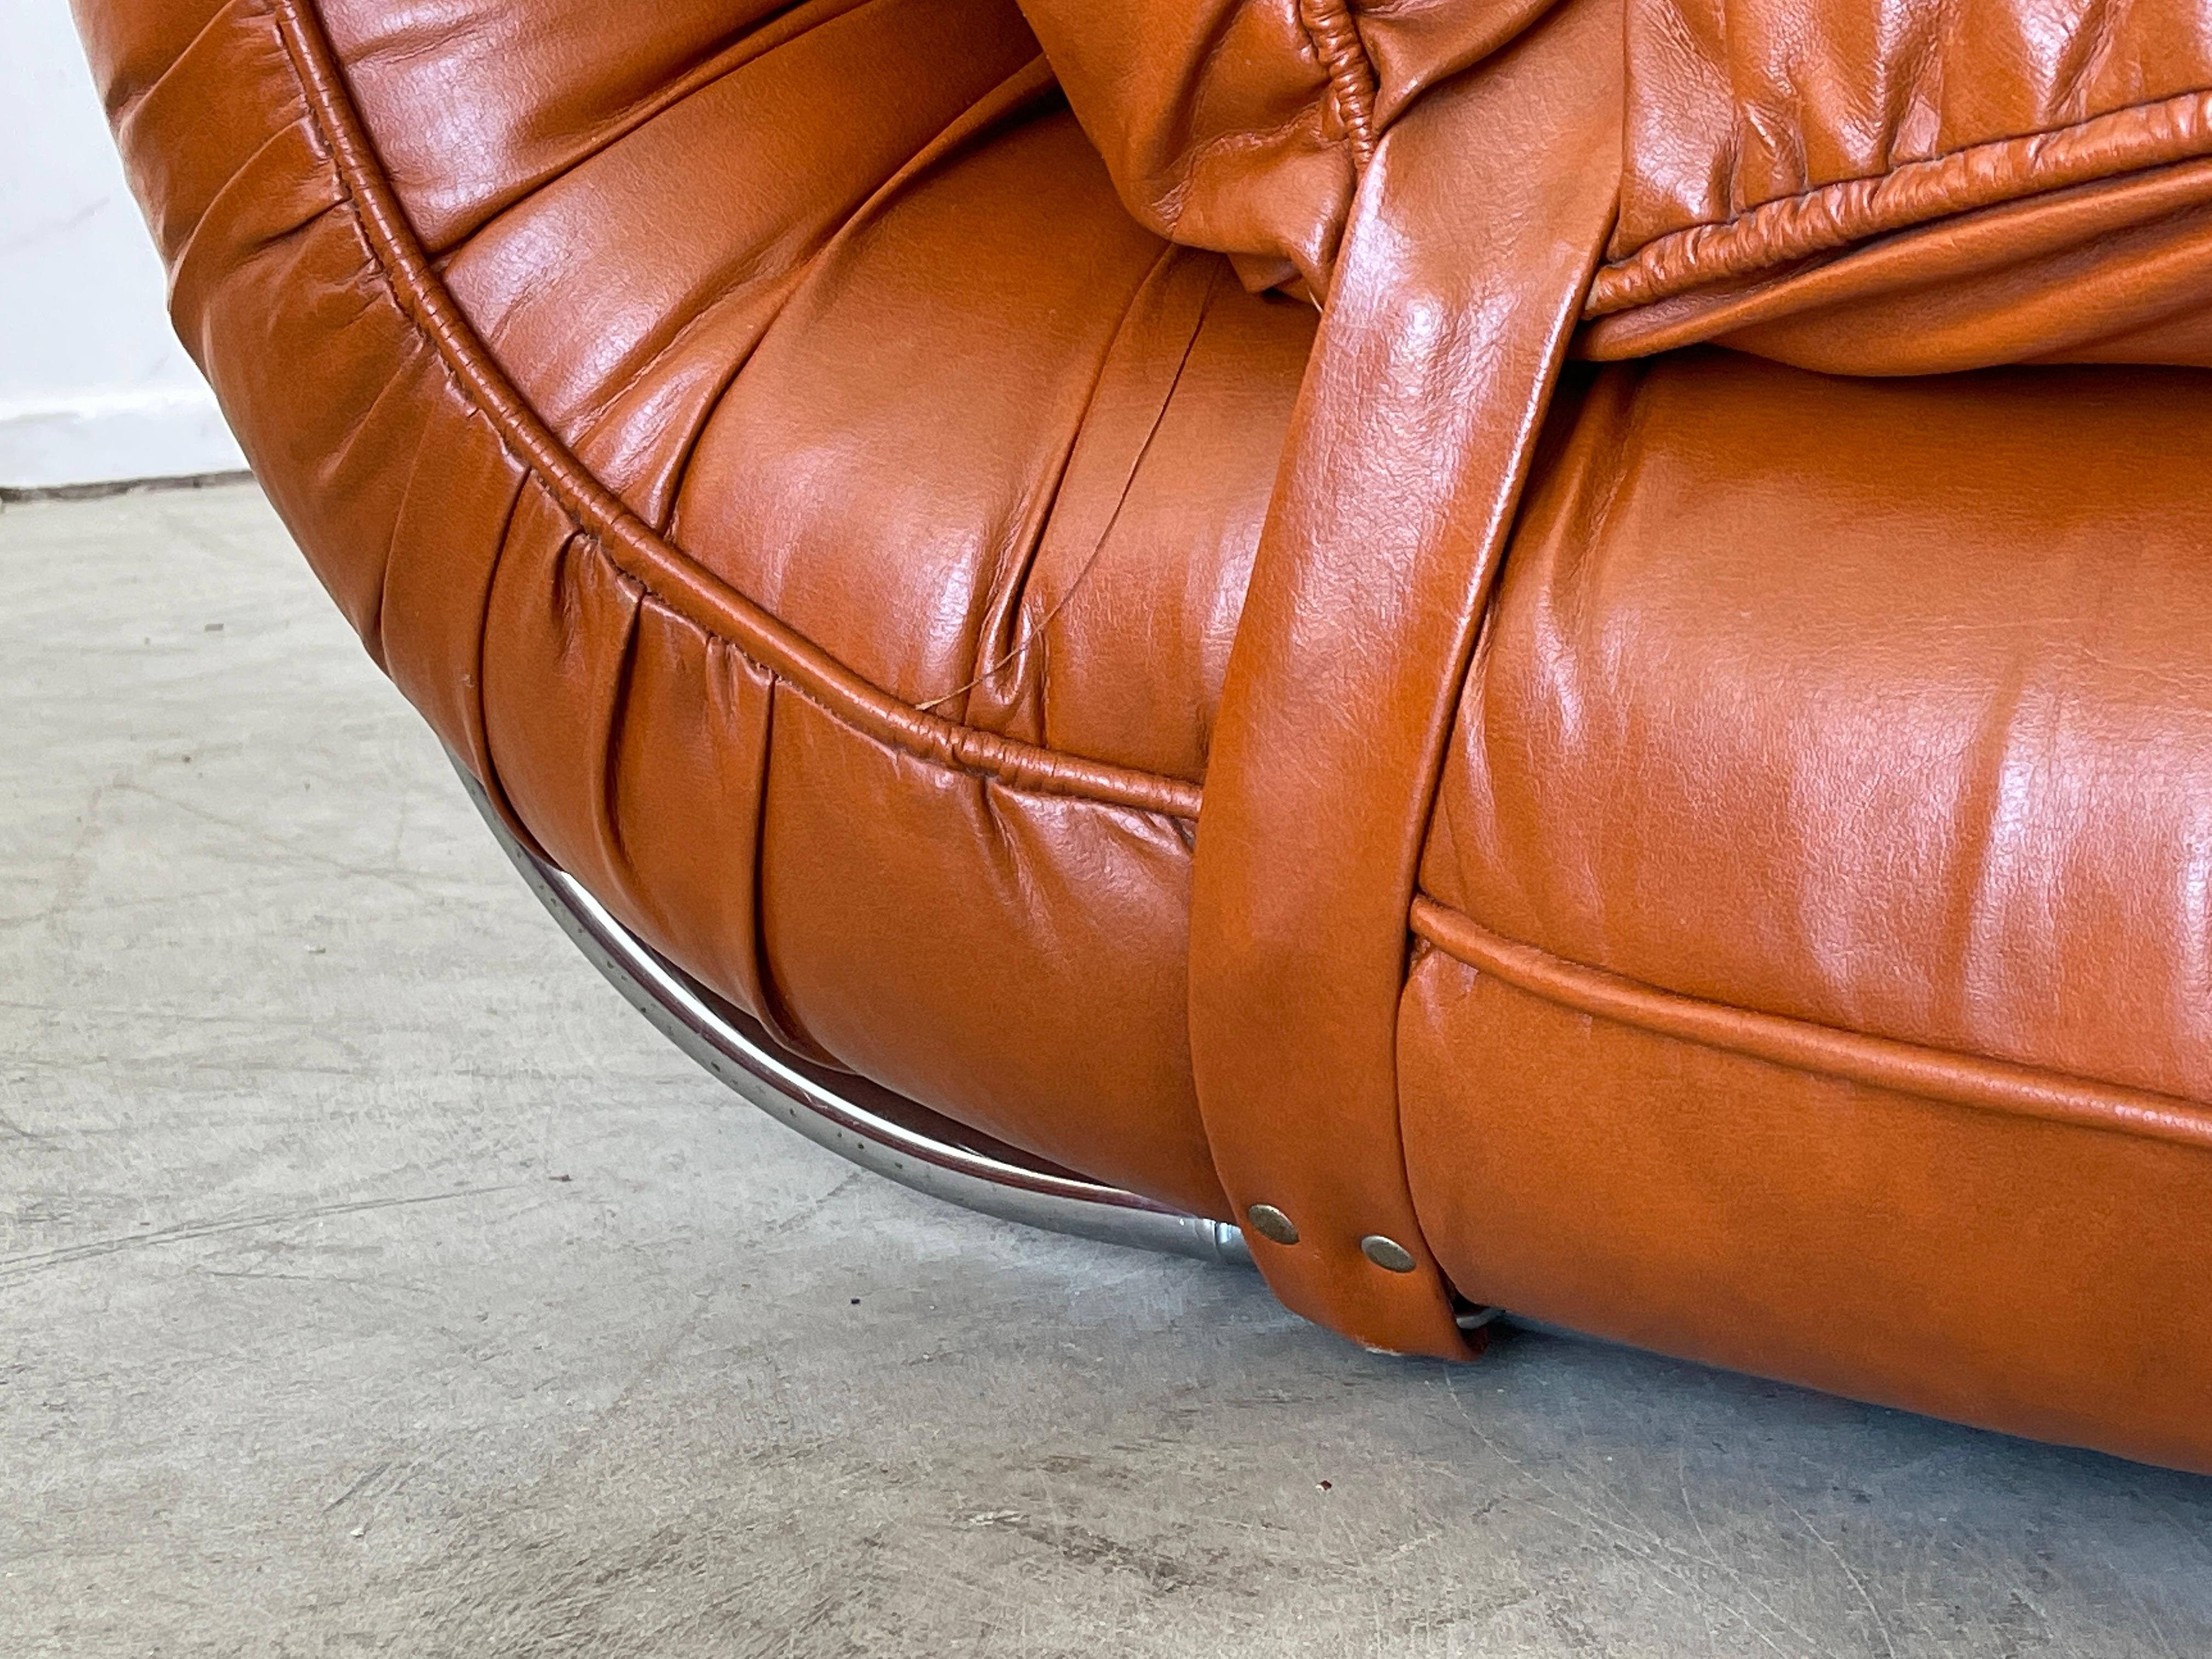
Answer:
[1245,1203,1300,1245]
[1360,1234,1417,1273]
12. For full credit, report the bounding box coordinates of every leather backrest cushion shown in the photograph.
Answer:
[1582,0,2212,368]
[1616,0,2212,262]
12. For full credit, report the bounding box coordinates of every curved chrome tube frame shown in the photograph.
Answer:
[454,758,1251,1266]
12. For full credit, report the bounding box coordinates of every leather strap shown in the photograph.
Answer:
[1188,0,1623,1356]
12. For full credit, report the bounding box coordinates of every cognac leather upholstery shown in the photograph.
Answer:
[75,0,2212,1470]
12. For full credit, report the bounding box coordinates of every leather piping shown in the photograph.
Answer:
[268,0,1203,823]
[1298,0,1380,167]
[1588,86,2212,316]
[1410,896,2212,1153]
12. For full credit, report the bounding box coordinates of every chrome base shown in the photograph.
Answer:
[453,757,1251,1266]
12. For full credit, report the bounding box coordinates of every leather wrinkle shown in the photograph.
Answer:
[108,0,252,127]
[594,547,649,902]
[1158,101,1350,248]
[747,676,832,1059]
[662,57,1096,732]
[319,329,438,663]
[1017,0,1370,297]
[163,116,337,317]
[945,242,1179,722]
[1941,584,2036,1052]
[594,267,810,538]
[943,94,1139,729]
[361,380,442,668]
[465,477,565,858]
[1136,3,1248,236]
[458,437,536,844]
[930,247,1222,735]
[273,0,1198,821]
[1056,3,1353,238]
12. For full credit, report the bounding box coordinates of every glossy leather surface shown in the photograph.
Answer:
[1428,353,2212,1106]
[74,0,2212,1470]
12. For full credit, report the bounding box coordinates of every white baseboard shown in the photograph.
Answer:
[0,387,247,492]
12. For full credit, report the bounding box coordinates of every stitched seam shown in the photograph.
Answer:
[267,0,1200,822]
[1590,85,2212,315]
[1410,895,2212,1150]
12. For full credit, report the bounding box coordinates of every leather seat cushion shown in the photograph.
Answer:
[1402,348,2212,1469]
[1425,349,2212,1105]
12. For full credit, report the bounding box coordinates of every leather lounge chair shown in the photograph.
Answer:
[72,0,2212,1473]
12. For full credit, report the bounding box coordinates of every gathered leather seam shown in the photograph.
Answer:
[266,0,1201,823]
[1589,85,2212,316]
[1410,895,2212,1153]
[1297,0,1380,167]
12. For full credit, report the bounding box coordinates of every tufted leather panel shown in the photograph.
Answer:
[76,0,1347,1218]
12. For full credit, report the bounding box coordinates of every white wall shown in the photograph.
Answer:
[1,0,246,489]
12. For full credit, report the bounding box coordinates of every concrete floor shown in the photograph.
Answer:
[4,480,2210,1658]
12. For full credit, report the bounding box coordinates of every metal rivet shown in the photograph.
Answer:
[1245,1203,1300,1246]
[1360,1234,1417,1273]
